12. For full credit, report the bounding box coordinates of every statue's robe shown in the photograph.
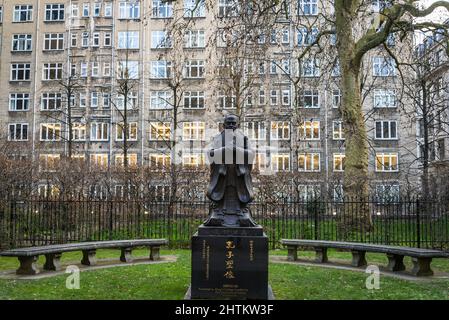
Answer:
[206,129,255,207]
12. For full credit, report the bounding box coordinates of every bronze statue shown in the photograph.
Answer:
[204,114,257,227]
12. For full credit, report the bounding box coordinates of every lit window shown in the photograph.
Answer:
[115,122,138,141]
[333,154,345,172]
[271,121,290,140]
[332,121,344,140]
[298,153,320,172]
[150,122,171,141]
[183,122,205,141]
[115,154,138,167]
[271,154,290,172]
[90,122,109,141]
[375,153,399,172]
[299,121,320,140]
[40,123,61,141]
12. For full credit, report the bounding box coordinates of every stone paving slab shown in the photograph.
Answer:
[270,255,449,281]
[0,255,177,280]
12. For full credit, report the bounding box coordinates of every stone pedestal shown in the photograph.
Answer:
[189,224,270,300]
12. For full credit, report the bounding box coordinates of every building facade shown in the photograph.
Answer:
[0,0,420,199]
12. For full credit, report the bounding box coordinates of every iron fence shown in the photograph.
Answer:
[1,197,448,250]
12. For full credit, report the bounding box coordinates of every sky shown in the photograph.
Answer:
[415,0,449,44]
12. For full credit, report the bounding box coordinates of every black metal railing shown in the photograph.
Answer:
[1,197,448,251]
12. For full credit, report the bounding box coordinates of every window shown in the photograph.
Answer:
[116,122,138,141]
[104,3,113,17]
[91,92,99,107]
[82,3,90,17]
[150,154,171,168]
[12,34,32,51]
[9,93,30,111]
[103,62,111,77]
[184,60,205,78]
[184,30,205,48]
[71,33,77,47]
[115,154,138,167]
[282,90,291,106]
[92,62,100,77]
[150,91,172,109]
[183,153,205,167]
[298,153,320,172]
[80,62,88,77]
[82,32,89,47]
[118,31,140,49]
[259,90,266,105]
[45,4,65,21]
[90,154,109,168]
[375,153,399,172]
[271,121,290,140]
[374,89,396,108]
[39,154,60,172]
[254,153,267,171]
[151,61,172,78]
[183,122,205,141]
[244,122,266,141]
[271,154,290,172]
[270,61,278,74]
[8,123,28,141]
[119,1,140,19]
[0,6,3,23]
[44,33,64,50]
[92,33,100,47]
[372,0,391,13]
[80,92,87,107]
[298,0,318,15]
[40,123,61,141]
[375,184,400,203]
[218,92,236,109]
[297,27,318,46]
[13,5,33,22]
[333,154,345,172]
[300,89,320,108]
[218,0,238,17]
[93,3,101,16]
[116,92,138,110]
[299,121,320,140]
[300,58,320,77]
[103,93,110,108]
[118,61,139,79]
[282,29,290,44]
[41,93,62,110]
[281,59,290,75]
[375,121,397,140]
[72,123,86,141]
[71,4,79,17]
[104,33,112,46]
[90,122,109,141]
[298,185,321,200]
[11,63,31,81]
[184,91,205,109]
[332,89,341,108]
[43,63,63,80]
[373,57,396,76]
[152,0,173,18]
[184,0,206,17]
[150,122,171,140]
[333,121,344,140]
[151,31,172,48]
[270,90,278,105]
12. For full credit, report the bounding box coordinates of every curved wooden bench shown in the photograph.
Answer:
[0,239,168,275]
[281,239,449,277]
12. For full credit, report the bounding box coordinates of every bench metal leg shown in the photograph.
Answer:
[351,250,367,267]
[411,257,433,276]
[81,249,97,266]
[44,253,62,271]
[120,247,134,263]
[386,254,406,272]
[17,256,40,275]
[287,246,298,261]
[150,246,160,261]
[315,248,328,263]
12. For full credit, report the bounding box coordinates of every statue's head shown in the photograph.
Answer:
[224,114,239,131]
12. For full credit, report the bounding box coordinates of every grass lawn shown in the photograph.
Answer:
[0,249,448,300]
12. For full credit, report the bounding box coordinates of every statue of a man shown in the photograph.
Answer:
[204,114,257,227]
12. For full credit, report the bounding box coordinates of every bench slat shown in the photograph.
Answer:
[0,239,168,257]
[281,239,449,258]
